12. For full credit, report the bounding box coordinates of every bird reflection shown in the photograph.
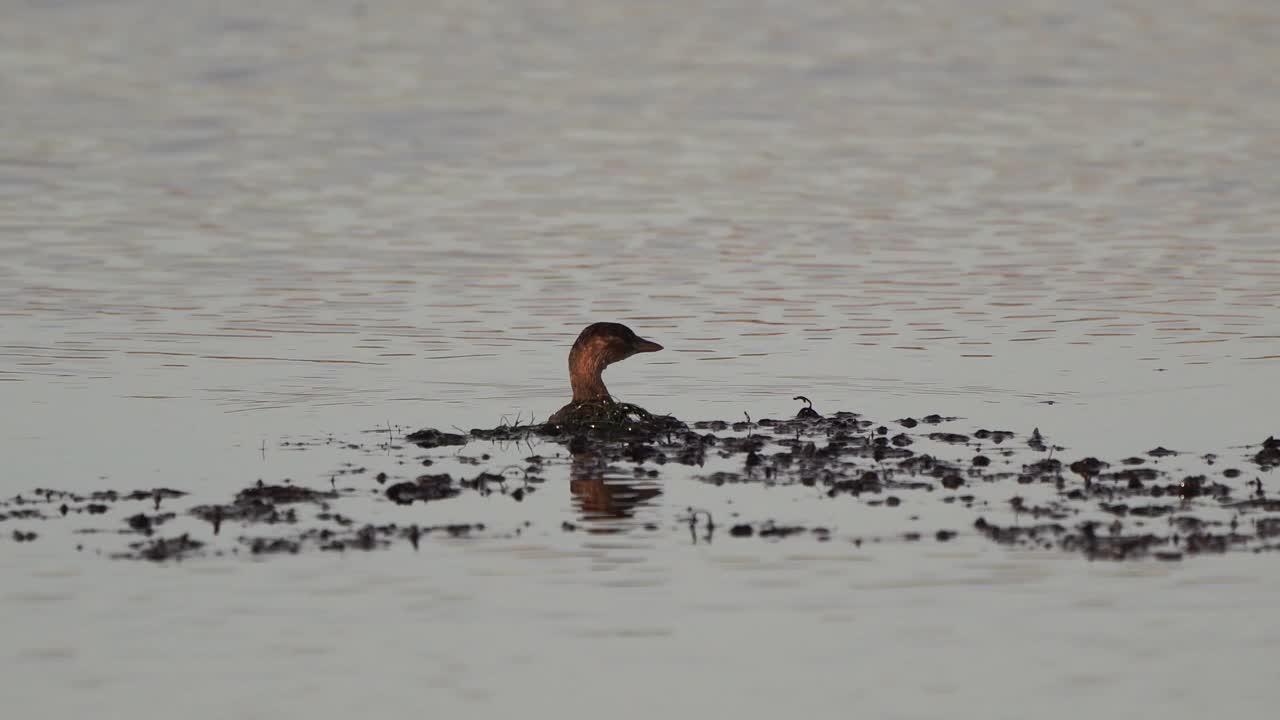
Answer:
[569,449,662,532]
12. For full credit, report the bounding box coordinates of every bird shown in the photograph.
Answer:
[547,322,663,425]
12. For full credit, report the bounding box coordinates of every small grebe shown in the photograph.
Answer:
[547,322,663,424]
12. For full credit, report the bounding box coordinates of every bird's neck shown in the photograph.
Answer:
[569,352,611,402]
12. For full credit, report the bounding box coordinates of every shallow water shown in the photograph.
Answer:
[2,0,1279,717]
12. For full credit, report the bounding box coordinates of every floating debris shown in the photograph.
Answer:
[5,406,1277,563]
[119,534,204,562]
[385,474,459,504]
[540,400,685,437]
[1255,436,1280,470]
[405,429,468,448]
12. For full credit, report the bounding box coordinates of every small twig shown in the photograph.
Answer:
[682,507,716,544]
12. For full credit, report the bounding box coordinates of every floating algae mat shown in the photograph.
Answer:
[4,403,1278,562]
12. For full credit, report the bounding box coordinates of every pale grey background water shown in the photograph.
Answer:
[2,0,1279,718]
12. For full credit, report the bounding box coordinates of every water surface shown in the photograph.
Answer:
[2,0,1279,717]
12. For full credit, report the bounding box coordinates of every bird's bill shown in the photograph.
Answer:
[634,338,663,353]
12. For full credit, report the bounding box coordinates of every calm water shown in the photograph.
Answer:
[3,0,1279,717]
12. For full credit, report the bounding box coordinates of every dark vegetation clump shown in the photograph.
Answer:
[189,482,337,530]
[385,474,459,505]
[466,400,685,443]
[1255,436,1280,470]
[118,534,204,562]
[405,429,468,448]
[540,400,685,437]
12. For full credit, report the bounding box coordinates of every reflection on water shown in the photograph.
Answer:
[569,449,664,530]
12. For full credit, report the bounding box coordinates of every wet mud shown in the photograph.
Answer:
[2,401,1276,563]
